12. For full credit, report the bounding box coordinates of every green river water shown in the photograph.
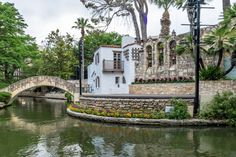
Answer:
[0,97,236,157]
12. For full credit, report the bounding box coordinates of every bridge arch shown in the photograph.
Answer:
[0,76,79,103]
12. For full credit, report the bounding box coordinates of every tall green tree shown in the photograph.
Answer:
[72,17,93,81]
[72,18,94,39]
[40,29,77,79]
[83,30,122,66]
[176,4,236,80]
[0,2,38,82]
[176,35,206,70]
[150,0,175,36]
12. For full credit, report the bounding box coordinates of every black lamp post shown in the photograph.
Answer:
[191,0,201,116]
[78,38,83,96]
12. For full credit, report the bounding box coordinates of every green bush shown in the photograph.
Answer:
[151,111,166,119]
[65,92,73,103]
[0,92,12,103]
[200,65,224,80]
[200,91,236,122]
[168,99,191,119]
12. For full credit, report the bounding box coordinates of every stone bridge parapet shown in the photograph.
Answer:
[0,76,80,102]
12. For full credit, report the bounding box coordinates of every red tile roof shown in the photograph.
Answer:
[100,45,121,48]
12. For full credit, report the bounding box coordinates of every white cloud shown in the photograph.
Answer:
[2,0,236,44]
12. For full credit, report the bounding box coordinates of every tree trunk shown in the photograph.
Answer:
[187,7,194,36]
[81,29,85,88]
[139,12,147,40]
[81,38,84,88]
[134,0,148,41]
[216,48,224,68]
[222,0,231,13]
[127,7,141,41]
[199,57,205,70]
[160,9,171,37]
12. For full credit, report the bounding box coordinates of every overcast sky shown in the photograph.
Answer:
[2,0,236,44]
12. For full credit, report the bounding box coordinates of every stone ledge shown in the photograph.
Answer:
[67,108,228,126]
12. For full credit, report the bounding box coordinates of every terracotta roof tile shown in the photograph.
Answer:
[100,45,121,48]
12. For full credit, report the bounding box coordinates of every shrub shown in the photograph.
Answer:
[168,99,191,119]
[151,111,166,119]
[0,92,11,103]
[200,65,223,80]
[65,92,73,103]
[200,91,236,124]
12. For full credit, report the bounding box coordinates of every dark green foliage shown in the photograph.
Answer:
[40,29,77,79]
[0,92,11,103]
[168,99,191,119]
[65,92,74,104]
[200,66,224,80]
[83,30,122,66]
[0,2,39,82]
[200,91,236,123]
[0,82,9,89]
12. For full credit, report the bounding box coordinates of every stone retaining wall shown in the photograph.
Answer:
[129,83,194,95]
[129,80,236,104]
[79,97,194,114]
[67,109,227,126]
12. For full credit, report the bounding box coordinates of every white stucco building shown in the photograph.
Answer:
[87,36,141,94]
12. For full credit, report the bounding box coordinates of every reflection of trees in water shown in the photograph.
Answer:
[58,120,236,157]
[2,98,236,157]
[0,128,37,157]
[13,97,66,122]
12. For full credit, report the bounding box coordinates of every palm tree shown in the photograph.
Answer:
[202,4,236,77]
[150,0,175,36]
[176,35,206,70]
[175,0,212,35]
[72,18,93,83]
[72,18,94,39]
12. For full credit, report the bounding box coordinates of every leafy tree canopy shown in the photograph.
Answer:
[83,30,122,66]
[40,29,77,80]
[0,2,38,83]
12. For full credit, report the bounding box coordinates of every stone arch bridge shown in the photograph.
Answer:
[0,76,80,103]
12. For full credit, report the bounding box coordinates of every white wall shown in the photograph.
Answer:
[122,35,136,48]
[87,36,141,94]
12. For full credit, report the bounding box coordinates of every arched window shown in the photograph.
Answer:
[169,40,176,66]
[95,53,99,64]
[157,42,164,66]
[95,77,100,88]
[146,45,152,68]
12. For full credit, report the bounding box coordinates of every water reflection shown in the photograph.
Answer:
[0,97,236,157]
